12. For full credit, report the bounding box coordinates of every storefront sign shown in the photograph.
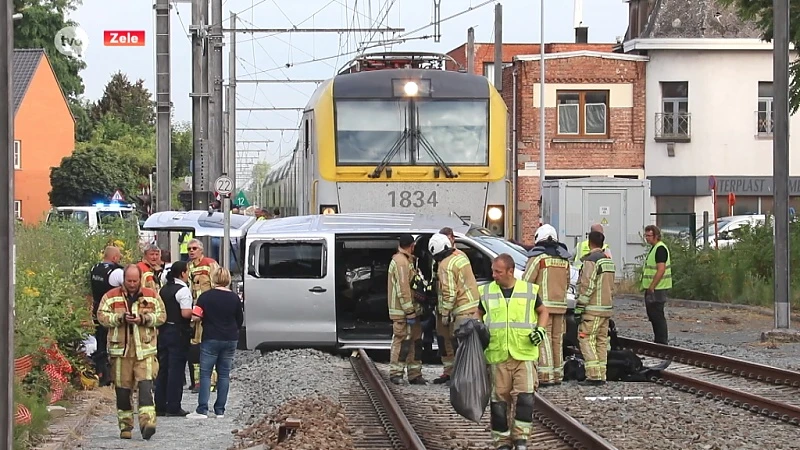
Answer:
[711,177,800,196]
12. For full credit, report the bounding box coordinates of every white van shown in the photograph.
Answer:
[694,214,766,248]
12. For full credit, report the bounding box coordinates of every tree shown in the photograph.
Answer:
[71,98,95,142]
[49,145,139,206]
[91,72,155,130]
[171,121,193,178]
[13,0,86,100]
[716,0,800,113]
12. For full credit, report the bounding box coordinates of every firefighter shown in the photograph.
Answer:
[478,253,549,450]
[428,232,480,385]
[575,231,616,385]
[138,243,162,291]
[89,245,125,387]
[186,239,220,392]
[387,234,426,385]
[96,264,166,440]
[428,227,465,383]
[573,224,612,269]
[523,224,570,386]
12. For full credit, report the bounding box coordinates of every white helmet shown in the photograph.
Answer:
[428,233,452,256]
[534,224,558,243]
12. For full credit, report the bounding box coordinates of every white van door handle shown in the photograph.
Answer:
[309,286,327,293]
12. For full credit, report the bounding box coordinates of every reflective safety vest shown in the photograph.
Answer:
[641,240,672,290]
[478,280,541,365]
[137,261,160,291]
[96,287,166,360]
[179,232,193,254]
[188,256,219,345]
[387,251,416,320]
[574,240,610,269]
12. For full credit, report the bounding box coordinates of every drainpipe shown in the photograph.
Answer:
[512,67,519,242]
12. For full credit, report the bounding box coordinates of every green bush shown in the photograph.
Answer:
[13,218,141,448]
[647,219,800,308]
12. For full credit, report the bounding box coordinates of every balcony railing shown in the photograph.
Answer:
[655,112,691,142]
[756,109,774,136]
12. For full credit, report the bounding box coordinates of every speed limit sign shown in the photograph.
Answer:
[214,175,234,195]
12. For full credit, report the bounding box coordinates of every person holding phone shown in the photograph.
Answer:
[97,264,166,440]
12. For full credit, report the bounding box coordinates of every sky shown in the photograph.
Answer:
[67,0,630,167]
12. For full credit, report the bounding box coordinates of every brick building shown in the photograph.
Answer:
[501,45,648,244]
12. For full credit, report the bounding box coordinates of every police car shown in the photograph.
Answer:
[45,203,156,247]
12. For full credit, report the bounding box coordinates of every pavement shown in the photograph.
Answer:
[74,384,242,449]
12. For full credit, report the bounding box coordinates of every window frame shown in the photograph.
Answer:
[14,140,20,170]
[555,90,610,138]
[252,239,327,279]
[657,81,690,140]
[13,200,20,219]
[757,81,774,136]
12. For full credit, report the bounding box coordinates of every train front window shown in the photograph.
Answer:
[335,100,409,164]
[416,100,488,165]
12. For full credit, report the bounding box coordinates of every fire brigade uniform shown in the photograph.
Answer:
[522,253,569,384]
[387,249,423,382]
[188,256,220,388]
[96,286,166,440]
[479,279,545,450]
[90,261,123,386]
[137,261,161,291]
[575,249,616,382]
[435,250,480,377]
[431,248,465,382]
[573,240,610,269]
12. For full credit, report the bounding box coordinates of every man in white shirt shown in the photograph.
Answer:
[154,261,194,417]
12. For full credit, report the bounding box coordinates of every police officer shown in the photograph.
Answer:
[155,261,193,416]
[479,253,549,450]
[523,224,571,386]
[428,233,480,385]
[575,231,615,385]
[90,245,124,386]
[573,224,612,269]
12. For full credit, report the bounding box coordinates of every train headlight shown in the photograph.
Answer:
[487,207,503,221]
[320,205,338,215]
[403,81,419,96]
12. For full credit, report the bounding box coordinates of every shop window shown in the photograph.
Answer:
[716,196,759,217]
[655,196,694,233]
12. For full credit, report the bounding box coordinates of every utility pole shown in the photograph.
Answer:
[208,0,223,191]
[190,0,209,211]
[1,0,14,445]
[228,12,236,189]
[539,0,546,216]
[773,0,791,329]
[493,3,502,91]
[154,0,171,250]
[467,27,475,74]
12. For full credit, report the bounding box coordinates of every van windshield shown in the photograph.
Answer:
[48,210,90,225]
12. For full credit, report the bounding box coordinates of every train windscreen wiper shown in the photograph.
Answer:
[416,130,457,178]
[368,129,409,178]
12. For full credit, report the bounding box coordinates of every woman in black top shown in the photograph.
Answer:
[186,267,244,419]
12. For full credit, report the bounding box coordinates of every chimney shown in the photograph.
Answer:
[575,27,588,43]
[573,0,588,43]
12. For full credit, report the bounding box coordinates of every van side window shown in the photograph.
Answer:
[455,242,493,282]
[257,242,326,279]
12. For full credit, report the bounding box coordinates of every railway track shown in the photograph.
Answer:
[620,336,800,425]
[349,349,617,450]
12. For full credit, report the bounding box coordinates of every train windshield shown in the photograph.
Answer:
[335,99,489,165]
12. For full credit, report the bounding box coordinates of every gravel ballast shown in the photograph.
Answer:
[76,349,352,449]
[613,297,800,370]
[542,381,800,450]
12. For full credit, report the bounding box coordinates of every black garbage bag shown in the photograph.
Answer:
[449,319,491,423]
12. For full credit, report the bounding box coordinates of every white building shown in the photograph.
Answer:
[621,0,799,233]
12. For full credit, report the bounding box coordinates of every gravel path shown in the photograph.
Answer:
[75,349,352,449]
[542,381,800,450]
[612,296,800,370]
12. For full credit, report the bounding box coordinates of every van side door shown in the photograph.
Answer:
[244,235,336,349]
[454,239,495,285]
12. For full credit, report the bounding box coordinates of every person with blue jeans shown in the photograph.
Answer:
[186,267,243,419]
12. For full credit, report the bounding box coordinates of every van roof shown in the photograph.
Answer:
[247,212,474,238]
[142,210,257,237]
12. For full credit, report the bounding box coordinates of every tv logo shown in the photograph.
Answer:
[54,26,89,58]
[104,31,146,46]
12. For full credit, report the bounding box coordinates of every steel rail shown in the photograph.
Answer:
[619,337,800,386]
[533,393,620,450]
[353,349,426,450]
[652,370,800,425]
